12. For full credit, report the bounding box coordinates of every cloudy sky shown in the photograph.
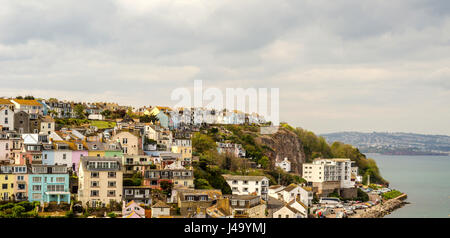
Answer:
[0,0,449,135]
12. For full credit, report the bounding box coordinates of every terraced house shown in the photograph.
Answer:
[143,167,194,189]
[11,99,43,120]
[28,165,70,204]
[1,165,28,201]
[0,106,14,132]
[0,172,14,201]
[78,157,123,208]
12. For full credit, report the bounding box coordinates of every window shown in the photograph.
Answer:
[91,172,99,178]
[32,177,42,183]
[47,185,64,192]
[17,176,24,181]
[91,181,99,187]
[108,172,116,178]
[32,185,41,191]
[48,123,51,129]
[107,190,116,197]
[63,154,66,160]
[90,190,99,197]
[56,177,65,183]
[108,181,116,188]
[4,118,7,124]
[2,184,7,189]
[123,138,128,144]
[32,193,42,200]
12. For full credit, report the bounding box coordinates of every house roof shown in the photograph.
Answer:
[40,115,55,123]
[222,175,268,181]
[178,189,222,201]
[288,198,308,210]
[0,99,13,105]
[230,195,260,201]
[0,106,11,112]
[13,99,42,106]
[152,200,170,208]
[285,205,303,215]
[84,141,106,151]
[282,184,299,192]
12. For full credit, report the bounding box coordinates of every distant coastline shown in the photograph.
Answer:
[367,151,449,156]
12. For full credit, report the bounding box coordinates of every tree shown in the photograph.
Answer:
[24,95,35,100]
[74,104,86,119]
[160,181,173,196]
[101,109,112,118]
[139,114,159,123]
[258,156,270,169]
[192,133,216,154]
[194,178,213,189]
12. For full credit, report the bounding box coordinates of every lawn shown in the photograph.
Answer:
[89,120,117,129]
[381,190,403,200]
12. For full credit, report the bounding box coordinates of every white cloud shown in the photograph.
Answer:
[0,0,449,134]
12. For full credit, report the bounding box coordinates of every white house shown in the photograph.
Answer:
[302,158,355,189]
[287,199,308,218]
[275,157,291,172]
[10,99,43,119]
[151,201,171,218]
[88,114,104,120]
[0,107,14,131]
[269,184,313,207]
[222,175,269,200]
[273,204,305,218]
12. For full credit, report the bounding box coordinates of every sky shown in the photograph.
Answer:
[0,0,449,135]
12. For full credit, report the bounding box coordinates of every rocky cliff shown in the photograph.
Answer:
[255,128,307,174]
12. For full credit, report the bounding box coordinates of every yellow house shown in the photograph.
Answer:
[84,141,106,157]
[0,174,15,201]
[171,146,192,165]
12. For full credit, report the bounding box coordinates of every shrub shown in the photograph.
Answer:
[65,210,75,218]
[107,212,117,218]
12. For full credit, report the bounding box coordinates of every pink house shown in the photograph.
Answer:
[0,138,13,163]
[122,200,146,218]
[67,141,88,174]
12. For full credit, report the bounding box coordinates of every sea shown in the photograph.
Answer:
[367,153,450,218]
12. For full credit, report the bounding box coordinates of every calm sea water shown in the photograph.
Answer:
[367,153,450,218]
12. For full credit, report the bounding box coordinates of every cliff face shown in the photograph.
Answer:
[255,128,306,174]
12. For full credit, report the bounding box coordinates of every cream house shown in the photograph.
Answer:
[112,131,141,155]
[273,204,305,218]
[40,116,55,135]
[0,107,14,131]
[78,157,123,208]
